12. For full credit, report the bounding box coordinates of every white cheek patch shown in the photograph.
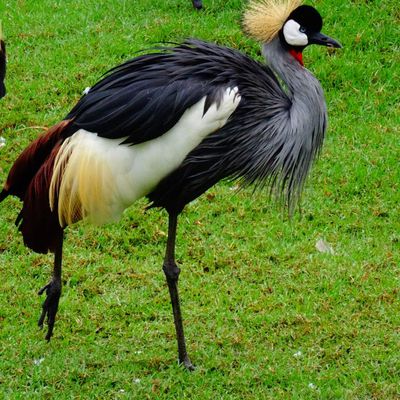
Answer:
[283,19,308,46]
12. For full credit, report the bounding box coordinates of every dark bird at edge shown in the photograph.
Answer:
[192,0,203,9]
[0,23,6,99]
[0,0,341,370]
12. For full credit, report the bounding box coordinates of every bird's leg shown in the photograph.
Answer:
[38,235,63,341]
[163,212,195,371]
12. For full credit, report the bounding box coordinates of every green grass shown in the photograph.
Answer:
[0,0,399,398]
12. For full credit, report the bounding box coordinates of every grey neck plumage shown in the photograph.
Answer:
[263,38,327,142]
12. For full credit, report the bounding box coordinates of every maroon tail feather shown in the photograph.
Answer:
[4,119,73,200]
[2,119,73,254]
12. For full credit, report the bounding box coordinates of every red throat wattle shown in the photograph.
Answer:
[289,49,304,66]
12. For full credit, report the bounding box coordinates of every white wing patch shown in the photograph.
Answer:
[50,87,241,226]
[283,19,308,46]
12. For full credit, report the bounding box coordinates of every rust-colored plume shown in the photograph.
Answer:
[2,119,73,253]
[3,120,72,200]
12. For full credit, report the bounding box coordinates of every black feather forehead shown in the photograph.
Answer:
[286,5,323,32]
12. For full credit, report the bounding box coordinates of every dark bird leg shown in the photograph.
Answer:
[192,0,203,10]
[38,234,63,341]
[163,212,195,371]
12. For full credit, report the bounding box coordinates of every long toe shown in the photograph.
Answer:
[45,315,56,341]
[38,307,47,329]
[44,294,60,341]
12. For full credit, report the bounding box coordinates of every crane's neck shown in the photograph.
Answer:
[262,38,327,132]
[260,38,328,207]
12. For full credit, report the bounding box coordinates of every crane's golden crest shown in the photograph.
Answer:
[243,0,302,43]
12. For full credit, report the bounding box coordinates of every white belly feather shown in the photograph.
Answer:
[49,87,240,226]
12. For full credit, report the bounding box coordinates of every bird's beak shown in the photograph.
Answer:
[309,32,342,48]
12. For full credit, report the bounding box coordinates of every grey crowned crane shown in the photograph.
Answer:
[0,23,6,99]
[0,0,341,370]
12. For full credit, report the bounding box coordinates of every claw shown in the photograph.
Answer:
[38,283,50,296]
[182,357,195,371]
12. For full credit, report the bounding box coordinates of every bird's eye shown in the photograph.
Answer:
[299,26,306,33]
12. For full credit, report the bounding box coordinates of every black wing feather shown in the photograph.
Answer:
[65,41,237,144]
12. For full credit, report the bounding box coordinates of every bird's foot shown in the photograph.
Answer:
[38,279,61,341]
[180,355,195,372]
[192,0,203,9]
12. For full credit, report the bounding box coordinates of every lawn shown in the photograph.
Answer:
[0,0,399,398]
